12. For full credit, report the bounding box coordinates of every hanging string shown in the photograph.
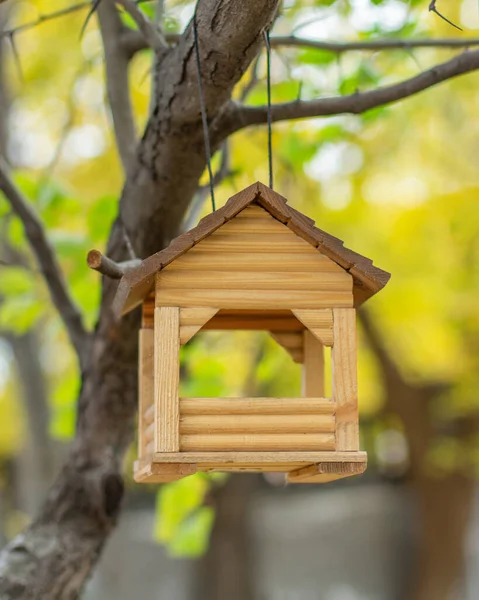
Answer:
[193,13,216,212]
[263,29,273,190]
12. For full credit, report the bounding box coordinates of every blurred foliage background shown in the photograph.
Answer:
[1,0,479,598]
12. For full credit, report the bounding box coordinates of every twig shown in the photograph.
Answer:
[80,0,103,39]
[87,249,141,278]
[428,0,462,32]
[97,0,137,173]
[0,158,89,369]
[116,0,166,52]
[229,47,479,130]
[0,2,476,53]
[1,2,91,40]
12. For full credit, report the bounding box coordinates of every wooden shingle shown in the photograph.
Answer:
[113,182,390,316]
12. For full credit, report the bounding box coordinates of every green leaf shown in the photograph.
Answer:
[297,48,336,66]
[154,473,219,557]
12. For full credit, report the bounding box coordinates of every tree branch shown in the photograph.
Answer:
[97,1,137,173]
[87,249,141,278]
[269,34,478,52]
[0,158,89,369]
[123,31,479,59]
[116,0,166,52]
[227,48,479,131]
[0,2,280,595]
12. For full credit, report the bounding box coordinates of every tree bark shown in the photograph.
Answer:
[0,2,279,597]
[194,475,261,600]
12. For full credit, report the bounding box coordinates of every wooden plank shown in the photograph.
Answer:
[180,397,335,415]
[302,331,325,398]
[180,433,335,452]
[286,459,366,484]
[142,309,304,331]
[144,421,155,444]
[204,315,304,331]
[154,305,180,452]
[179,414,335,434]
[155,289,353,309]
[220,218,289,233]
[133,462,196,484]
[138,329,154,459]
[194,234,320,253]
[164,252,344,273]
[152,451,367,464]
[332,308,358,451]
[234,206,273,218]
[292,309,334,346]
[156,270,351,291]
[143,404,154,426]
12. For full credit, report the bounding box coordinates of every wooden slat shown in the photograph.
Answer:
[180,397,335,415]
[143,404,154,426]
[154,305,180,452]
[234,206,273,218]
[180,414,335,434]
[157,270,351,291]
[220,218,289,233]
[302,331,325,398]
[287,459,366,484]
[155,289,353,309]
[138,329,154,459]
[332,308,358,451]
[151,450,367,464]
[164,252,344,272]
[144,310,304,332]
[292,309,334,346]
[144,421,155,444]
[205,315,304,331]
[180,433,335,452]
[193,234,320,253]
[199,464,301,472]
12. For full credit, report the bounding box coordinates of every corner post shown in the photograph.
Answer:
[138,328,154,459]
[332,308,358,451]
[302,330,324,397]
[154,298,180,453]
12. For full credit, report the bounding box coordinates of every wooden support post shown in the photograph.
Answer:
[154,306,180,452]
[302,330,324,398]
[138,328,154,459]
[332,308,358,451]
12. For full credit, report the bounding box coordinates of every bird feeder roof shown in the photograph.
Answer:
[113,181,390,317]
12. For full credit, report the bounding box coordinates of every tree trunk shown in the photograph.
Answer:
[0,2,280,596]
[359,311,475,600]
[194,474,260,600]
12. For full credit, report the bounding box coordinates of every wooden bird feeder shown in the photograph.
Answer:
[113,182,390,484]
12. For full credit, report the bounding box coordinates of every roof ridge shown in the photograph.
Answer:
[112,182,390,317]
